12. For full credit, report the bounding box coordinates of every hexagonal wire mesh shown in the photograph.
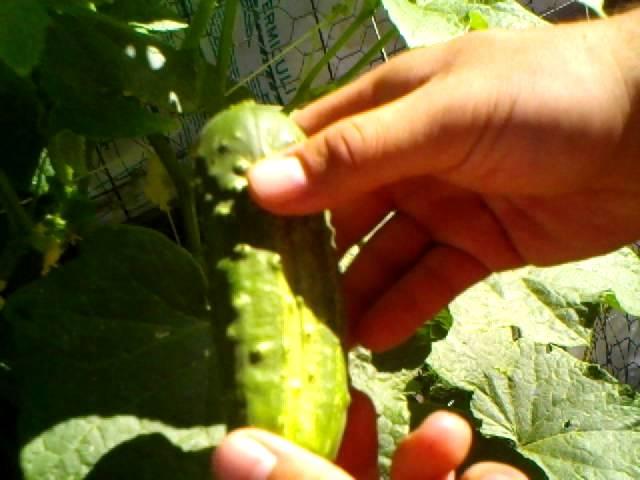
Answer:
[87,0,640,389]
[591,308,640,389]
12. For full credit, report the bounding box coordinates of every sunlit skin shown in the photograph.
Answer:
[214,8,640,480]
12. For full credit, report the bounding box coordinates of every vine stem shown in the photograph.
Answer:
[182,0,220,50]
[225,7,345,97]
[213,0,240,110]
[331,27,397,89]
[0,169,33,234]
[304,27,398,103]
[147,135,201,258]
[287,1,380,110]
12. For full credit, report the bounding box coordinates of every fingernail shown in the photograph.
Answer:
[248,156,307,202]
[213,432,277,480]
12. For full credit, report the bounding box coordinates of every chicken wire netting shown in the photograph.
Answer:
[591,310,640,389]
[86,0,640,390]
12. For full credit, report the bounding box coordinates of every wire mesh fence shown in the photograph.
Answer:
[86,0,640,390]
[592,310,640,389]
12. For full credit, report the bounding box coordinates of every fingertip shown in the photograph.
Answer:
[391,411,472,480]
[247,156,309,212]
[419,411,473,457]
[213,429,277,480]
[461,462,529,480]
[354,310,418,353]
[214,428,352,480]
[353,246,490,352]
[336,389,379,480]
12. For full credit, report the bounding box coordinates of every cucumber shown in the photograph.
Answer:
[195,101,349,459]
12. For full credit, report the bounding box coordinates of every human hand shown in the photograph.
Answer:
[248,11,640,351]
[213,391,527,480]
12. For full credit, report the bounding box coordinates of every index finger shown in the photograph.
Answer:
[293,44,453,134]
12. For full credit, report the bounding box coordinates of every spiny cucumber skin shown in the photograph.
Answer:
[222,247,349,459]
[196,101,350,459]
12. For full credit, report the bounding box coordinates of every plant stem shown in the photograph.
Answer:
[182,0,219,50]
[0,169,33,234]
[213,0,240,110]
[225,8,344,97]
[333,27,397,88]
[77,140,95,194]
[147,135,201,258]
[287,1,379,110]
[303,27,397,103]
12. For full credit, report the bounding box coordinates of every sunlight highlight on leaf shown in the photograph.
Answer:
[131,20,189,32]
[146,46,167,70]
[382,0,545,48]
[21,416,225,480]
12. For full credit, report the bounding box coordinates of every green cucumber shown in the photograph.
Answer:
[195,101,349,459]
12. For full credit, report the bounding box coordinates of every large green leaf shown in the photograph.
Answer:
[0,63,44,194]
[350,348,416,479]
[99,0,183,23]
[524,248,640,316]
[382,0,546,48]
[44,0,115,10]
[429,330,640,479]
[5,225,224,479]
[450,270,591,348]
[41,11,218,116]
[0,0,50,76]
[21,416,224,480]
[448,248,640,348]
[423,249,640,478]
[48,93,179,138]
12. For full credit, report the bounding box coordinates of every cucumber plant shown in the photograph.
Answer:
[2,1,638,480]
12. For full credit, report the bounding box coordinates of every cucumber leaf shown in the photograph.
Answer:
[448,248,640,349]
[41,11,217,116]
[429,329,640,480]
[0,64,44,194]
[450,269,592,348]
[0,0,50,76]
[350,348,416,479]
[426,249,640,479]
[382,0,546,48]
[5,225,224,479]
[21,416,224,480]
[99,0,183,23]
[524,248,640,316]
[48,94,178,138]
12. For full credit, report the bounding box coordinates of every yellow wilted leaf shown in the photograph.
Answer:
[42,239,63,276]
[144,153,176,212]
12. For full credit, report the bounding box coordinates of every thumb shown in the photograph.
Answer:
[248,84,466,214]
[213,429,352,480]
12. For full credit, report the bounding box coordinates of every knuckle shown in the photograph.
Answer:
[323,118,370,170]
